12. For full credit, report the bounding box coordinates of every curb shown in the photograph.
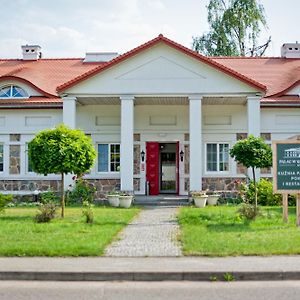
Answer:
[1,271,300,281]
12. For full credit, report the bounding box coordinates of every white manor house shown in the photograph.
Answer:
[1,35,300,197]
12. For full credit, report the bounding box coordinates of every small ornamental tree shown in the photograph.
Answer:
[229,135,272,210]
[28,125,96,218]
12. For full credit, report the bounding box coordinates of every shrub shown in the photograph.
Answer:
[82,200,94,224]
[237,203,260,220]
[68,179,96,204]
[0,194,13,213]
[40,190,59,204]
[240,179,282,206]
[35,203,57,223]
[288,195,296,206]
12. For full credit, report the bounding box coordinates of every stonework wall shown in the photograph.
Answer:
[86,179,120,198]
[0,180,61,192]
[184,177,245,195]
[9,145,20,174]
[184,145,189,174]
[134,145,141,175]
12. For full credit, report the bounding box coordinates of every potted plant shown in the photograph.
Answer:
[191,191,208,208]
[207,191,221,206]
[119,191,134,208]
[107,190,120,207]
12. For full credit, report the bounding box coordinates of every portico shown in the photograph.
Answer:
[62,93,262,195]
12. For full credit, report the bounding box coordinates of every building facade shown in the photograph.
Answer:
[1,35,300,197]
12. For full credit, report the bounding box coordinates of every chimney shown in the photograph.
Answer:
[21,45,42,60]
[281,42,300,58]
[83,52,118,63]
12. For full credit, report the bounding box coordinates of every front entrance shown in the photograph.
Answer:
[146,142,179,195]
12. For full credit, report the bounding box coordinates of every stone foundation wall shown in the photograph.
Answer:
[185,177,246,197]
[0,180,61,192]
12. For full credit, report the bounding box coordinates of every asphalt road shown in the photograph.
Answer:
[0,281,300,300]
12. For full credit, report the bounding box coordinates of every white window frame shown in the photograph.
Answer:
[25,142,35,174]
[97,143,120,174]
[0,85,28,99]
[205,142,230,174]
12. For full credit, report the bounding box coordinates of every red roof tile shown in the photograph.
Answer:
[0,35,300,107]
[213,57,300,97]
[0,59,104,97]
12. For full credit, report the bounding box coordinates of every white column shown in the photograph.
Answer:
[189,95,203,191]
[120,95,134,192]
[63,96,77,128]
[247,95,261,180]
[62,96,77,190]
[247,96,261,138]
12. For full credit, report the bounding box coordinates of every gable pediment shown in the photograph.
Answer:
[116,56,206,81]
[65,43,260,95]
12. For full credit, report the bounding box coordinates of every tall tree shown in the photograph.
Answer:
[193,0,271,56]
[28,125,96,218]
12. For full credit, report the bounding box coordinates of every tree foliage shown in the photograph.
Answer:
[193,0,271,56]
[230,135,272,209]
[28,125,96,217]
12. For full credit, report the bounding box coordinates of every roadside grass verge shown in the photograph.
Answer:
[178,206,300,256]
[0,207,139,256]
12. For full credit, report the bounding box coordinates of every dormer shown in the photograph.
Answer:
[281,42,300,58]
[21,45,42,61]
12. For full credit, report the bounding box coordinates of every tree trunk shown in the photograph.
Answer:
[252,167,257,211]
[61,173,65,218]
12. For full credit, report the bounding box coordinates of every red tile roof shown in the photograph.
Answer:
[0,59,104,97]
[0,35,300,107]
[212,57,300,97]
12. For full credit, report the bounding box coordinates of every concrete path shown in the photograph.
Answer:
[105,207,182,257]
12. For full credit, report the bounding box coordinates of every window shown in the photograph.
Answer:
[26,143,34,173]
[0,144,3,172]
[0,85,27,98]
[206,143,229,172]
[98,144,120,172]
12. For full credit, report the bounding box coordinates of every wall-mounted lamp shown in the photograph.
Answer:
[141,150,145,162]
[180,150,184,162]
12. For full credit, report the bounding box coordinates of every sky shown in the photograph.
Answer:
[0,0,299,58]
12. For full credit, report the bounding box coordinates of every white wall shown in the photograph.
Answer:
[261,108,300,138]
[0,109,62,134]
[287,84,300,95]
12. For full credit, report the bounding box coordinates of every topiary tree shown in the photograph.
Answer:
[229,135,272,210]
[28,125,96,218]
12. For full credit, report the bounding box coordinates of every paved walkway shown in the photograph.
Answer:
[105,207,182,257]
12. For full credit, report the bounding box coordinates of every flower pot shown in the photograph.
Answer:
[207,194,220,206]
[193,196,208,208]
[119,195,133,208]
[107,195,119,207]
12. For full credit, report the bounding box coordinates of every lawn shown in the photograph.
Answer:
[0,207,139,256]
[178,206,300,256]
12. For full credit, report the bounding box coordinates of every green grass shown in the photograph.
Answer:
[0,207,139,256]
[178,206,300,256]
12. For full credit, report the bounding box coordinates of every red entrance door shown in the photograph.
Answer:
[146,142,159,195]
